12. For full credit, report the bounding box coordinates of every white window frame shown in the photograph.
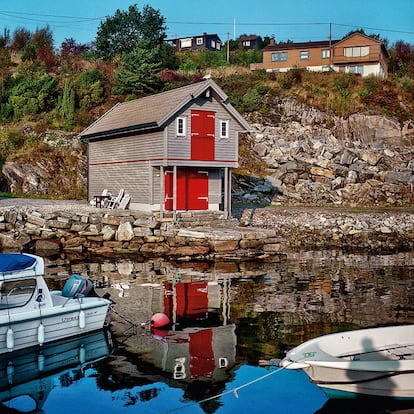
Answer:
[176,117,186,137]
[300,50,309,60]
[196,37,203,45]
[322,49,330,59]
[344,46,369,57]
[271,52,288,62]
[220,120,229,139]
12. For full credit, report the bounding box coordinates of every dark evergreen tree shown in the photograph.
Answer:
[113,39,162,96]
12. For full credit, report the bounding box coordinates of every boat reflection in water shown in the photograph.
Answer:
[0,331,111,413]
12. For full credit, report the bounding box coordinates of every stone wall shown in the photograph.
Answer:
[0,206,282,261]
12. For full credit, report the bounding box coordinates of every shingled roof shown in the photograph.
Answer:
[80,79,249,140]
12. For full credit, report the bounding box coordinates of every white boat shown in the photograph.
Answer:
[0,253,112,354]
[280,324,414,399]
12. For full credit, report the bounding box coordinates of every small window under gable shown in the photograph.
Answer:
[220,120,229,138]
[176,117,186,137]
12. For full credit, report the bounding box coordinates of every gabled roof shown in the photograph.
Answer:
[80,79,250,140]
[167,33,222,42]
[334,32,389,58]
[238,34,262,41]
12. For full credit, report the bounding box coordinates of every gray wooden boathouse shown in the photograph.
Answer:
[79,79,250,217]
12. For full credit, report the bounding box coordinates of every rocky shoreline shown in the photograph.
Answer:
[0,198,413,257]
[240,207,414,251]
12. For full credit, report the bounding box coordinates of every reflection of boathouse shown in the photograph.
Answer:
[112,278,236,382]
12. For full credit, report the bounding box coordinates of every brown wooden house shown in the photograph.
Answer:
[79,79,250,217]
[255,33,388,77]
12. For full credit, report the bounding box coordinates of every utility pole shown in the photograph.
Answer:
[329,22,332,68]
[227,32,230,63]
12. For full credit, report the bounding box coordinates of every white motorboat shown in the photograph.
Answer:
[280,324,414,399]
[0,253,112,354]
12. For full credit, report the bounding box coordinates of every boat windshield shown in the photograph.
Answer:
[0,278,37,309]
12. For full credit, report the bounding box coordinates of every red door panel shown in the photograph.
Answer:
[187,170,208,209]
[164,170,173,211]
[164,168,208,211]
[191,110,215,161]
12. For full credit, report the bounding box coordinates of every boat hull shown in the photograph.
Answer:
[281,324,414,399]
[304,363,414,399]
[0,298,110,354]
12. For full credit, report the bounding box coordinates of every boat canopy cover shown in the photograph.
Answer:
[0,253,37,272]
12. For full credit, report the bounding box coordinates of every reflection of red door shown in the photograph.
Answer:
[189,329,215,378]
[163,281,208,319]
[191,110,215,161]
[164,168,208,211]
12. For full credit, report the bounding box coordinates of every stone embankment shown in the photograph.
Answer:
[241,207,414,250]
[0,202,282,260]
[1,199,414,257]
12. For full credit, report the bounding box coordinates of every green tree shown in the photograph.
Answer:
[74,69,106,109]
[7,73,58,119]
[113,39,162,96]
[0,48,12,97]
[95,4,166,61]
[59,79,75,127]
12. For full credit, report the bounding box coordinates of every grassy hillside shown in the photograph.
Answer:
[0,58,413,196]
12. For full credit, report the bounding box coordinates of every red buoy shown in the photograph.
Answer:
[150,313,170,328]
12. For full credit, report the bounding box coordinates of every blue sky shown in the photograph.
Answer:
[0,0,413,48]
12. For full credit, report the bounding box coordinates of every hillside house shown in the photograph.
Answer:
[237,34,263,50]
[167,33,222,51]
[254,33,388,77]
[79,79,250,217]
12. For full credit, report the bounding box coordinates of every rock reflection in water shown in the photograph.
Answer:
[40,250,413,410]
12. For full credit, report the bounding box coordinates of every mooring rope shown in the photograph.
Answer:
[160,361,293,413]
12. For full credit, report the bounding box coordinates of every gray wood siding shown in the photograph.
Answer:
[88,162,150,203]
[166,97,240,166]
[208,169,222,204]
[88,131,164,164]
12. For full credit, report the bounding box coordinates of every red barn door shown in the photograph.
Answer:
[191,110,215,161]
[164,168,208,211]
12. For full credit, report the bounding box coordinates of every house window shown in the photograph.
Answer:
[220,120,229,138]
[344,46,369,57]
[300,50,309,60]
[196,37,203,45]
[322,49,330,59]
[349,65,364,75]
[180,38,192,48]
[243,40,251,47]
[211,40,216,49]
[176,117,186,136]
[271,52,288,62]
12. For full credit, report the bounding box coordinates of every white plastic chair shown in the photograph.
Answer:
[107,189,124,209]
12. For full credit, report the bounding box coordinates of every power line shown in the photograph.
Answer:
[0,10,103,21]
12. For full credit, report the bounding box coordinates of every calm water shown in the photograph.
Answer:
[2,249,414,414]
